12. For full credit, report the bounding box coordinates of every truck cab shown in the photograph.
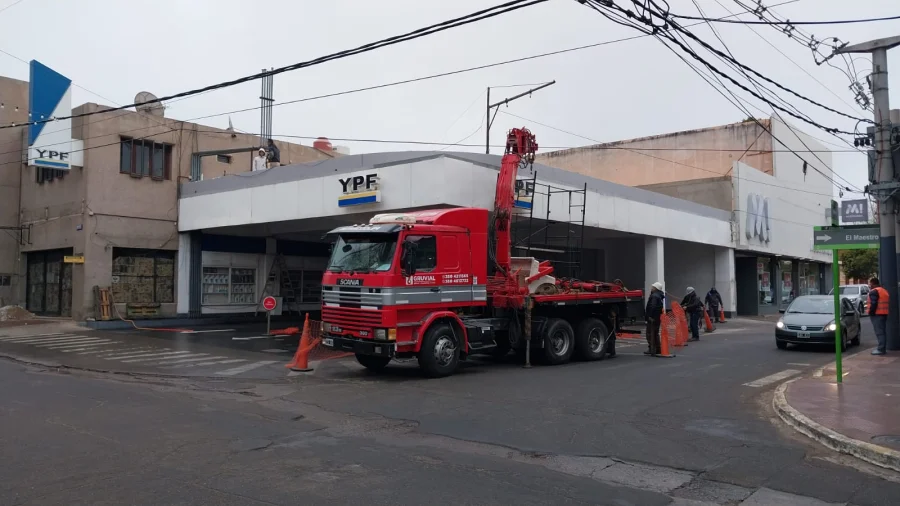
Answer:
[321,208,489,374]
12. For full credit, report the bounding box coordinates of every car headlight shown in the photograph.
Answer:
[776,320,784,329]
[826,321,837,332]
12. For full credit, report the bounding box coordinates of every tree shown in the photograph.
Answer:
[840,249,879,282]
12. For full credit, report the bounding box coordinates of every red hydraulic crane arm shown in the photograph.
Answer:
[493,127,537,275]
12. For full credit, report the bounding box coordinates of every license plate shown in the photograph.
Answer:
[797,332,811,339]
[322,338,334,347]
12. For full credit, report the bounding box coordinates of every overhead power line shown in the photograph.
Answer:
[579,0,861,194]
[670,13,900,26]
[0,0,549,131]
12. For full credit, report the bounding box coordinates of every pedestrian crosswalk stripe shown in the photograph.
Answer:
[37,337,109,346]
[105,350,181,360]
[82,347,152,356]
[215,361,277,376]
[50,341,115,351]
[743,369,801,388]
[4,334,87,344]
[149,355,218,366]
[0,332,68,340]
[41,339,112,349]
[167,358,247,369]
[121,352,209,364]
[117,351,193,362]
[62,344,120,353]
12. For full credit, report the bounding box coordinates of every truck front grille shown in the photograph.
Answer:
[322,306,384,329]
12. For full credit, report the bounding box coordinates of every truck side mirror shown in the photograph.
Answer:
[400,240,417,277]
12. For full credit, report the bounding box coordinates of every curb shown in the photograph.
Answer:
[773,378,900,473]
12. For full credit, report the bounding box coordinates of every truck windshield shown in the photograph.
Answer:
[327,234,398,273]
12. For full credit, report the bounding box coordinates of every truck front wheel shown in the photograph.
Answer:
[418,323,461,378]
[356,354,391,372]
[575,318,610,361]
[541,318,575,365]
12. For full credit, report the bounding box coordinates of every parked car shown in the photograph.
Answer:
[828,284,869,315]
[775,295,861,350]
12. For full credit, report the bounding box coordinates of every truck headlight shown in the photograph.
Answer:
[323,323,332,333]
[375,328,386,340]
[826,321,837,332]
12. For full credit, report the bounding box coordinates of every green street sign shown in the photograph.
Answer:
[813,225,880,250]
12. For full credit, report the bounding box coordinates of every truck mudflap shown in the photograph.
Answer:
[322,334,396,358]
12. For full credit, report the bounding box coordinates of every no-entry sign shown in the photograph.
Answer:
[262,296,277,312]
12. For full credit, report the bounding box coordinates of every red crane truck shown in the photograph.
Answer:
[320,127,644,377]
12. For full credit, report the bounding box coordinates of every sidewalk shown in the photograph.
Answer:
[774,348,900,473]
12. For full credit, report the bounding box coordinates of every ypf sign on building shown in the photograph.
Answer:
[27,60,84,170]
[840,199,869,224]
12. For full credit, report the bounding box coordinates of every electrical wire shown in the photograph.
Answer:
[708,0,867,139]
[674,0,863,193]
[0,0,26,15]
[0,0,549,131]
[623,1,871,124]
[0,0,799,140]
[582,0,861,198]
[670,13,900,25]
[577,1,862,194]
[496,109,840,199]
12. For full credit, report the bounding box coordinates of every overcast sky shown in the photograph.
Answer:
[1,0,897,198]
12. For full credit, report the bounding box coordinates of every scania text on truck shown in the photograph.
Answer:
[320,127,644,377]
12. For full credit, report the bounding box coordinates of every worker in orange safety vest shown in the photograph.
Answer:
[867,277,889,356]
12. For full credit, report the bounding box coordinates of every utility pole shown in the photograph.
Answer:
[838,36,900,351]
[485,81,556,154]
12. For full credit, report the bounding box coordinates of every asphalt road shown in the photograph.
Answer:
[2,318,899,505]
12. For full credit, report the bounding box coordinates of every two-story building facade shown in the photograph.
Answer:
[0,68,337,319]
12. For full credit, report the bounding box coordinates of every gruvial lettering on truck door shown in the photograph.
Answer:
[320,127,644,378]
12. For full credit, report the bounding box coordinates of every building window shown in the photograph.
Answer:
[36,167,66,184]
[110,248,175,304]
[201,266,257,306]
[216,154,232,164]
[120,137,173,180]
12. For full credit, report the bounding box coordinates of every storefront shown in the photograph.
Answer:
[732,161,832,316]
[25,248,74,317]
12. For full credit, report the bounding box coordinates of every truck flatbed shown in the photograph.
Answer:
[532,289,644,306]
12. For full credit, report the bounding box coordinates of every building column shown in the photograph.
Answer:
[645,237,665,307]
[714,247,736,316]
[176,233,192,315]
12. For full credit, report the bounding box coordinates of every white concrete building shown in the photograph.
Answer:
[173,146,832,319]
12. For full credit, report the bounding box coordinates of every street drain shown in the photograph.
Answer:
[871,435,900,445]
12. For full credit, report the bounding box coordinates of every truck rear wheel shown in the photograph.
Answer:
[418,323,461,378]
[355,354,391,372]
[541,318,575,365]
[575,318,610,361]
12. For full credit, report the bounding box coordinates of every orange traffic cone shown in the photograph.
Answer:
[655,314,675,358]
[286,315,316,372]
[704,310,714,333]
[719,308,726,323]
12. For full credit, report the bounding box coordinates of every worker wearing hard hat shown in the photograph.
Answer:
[681,287,704,341]
[645,282,664,356]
